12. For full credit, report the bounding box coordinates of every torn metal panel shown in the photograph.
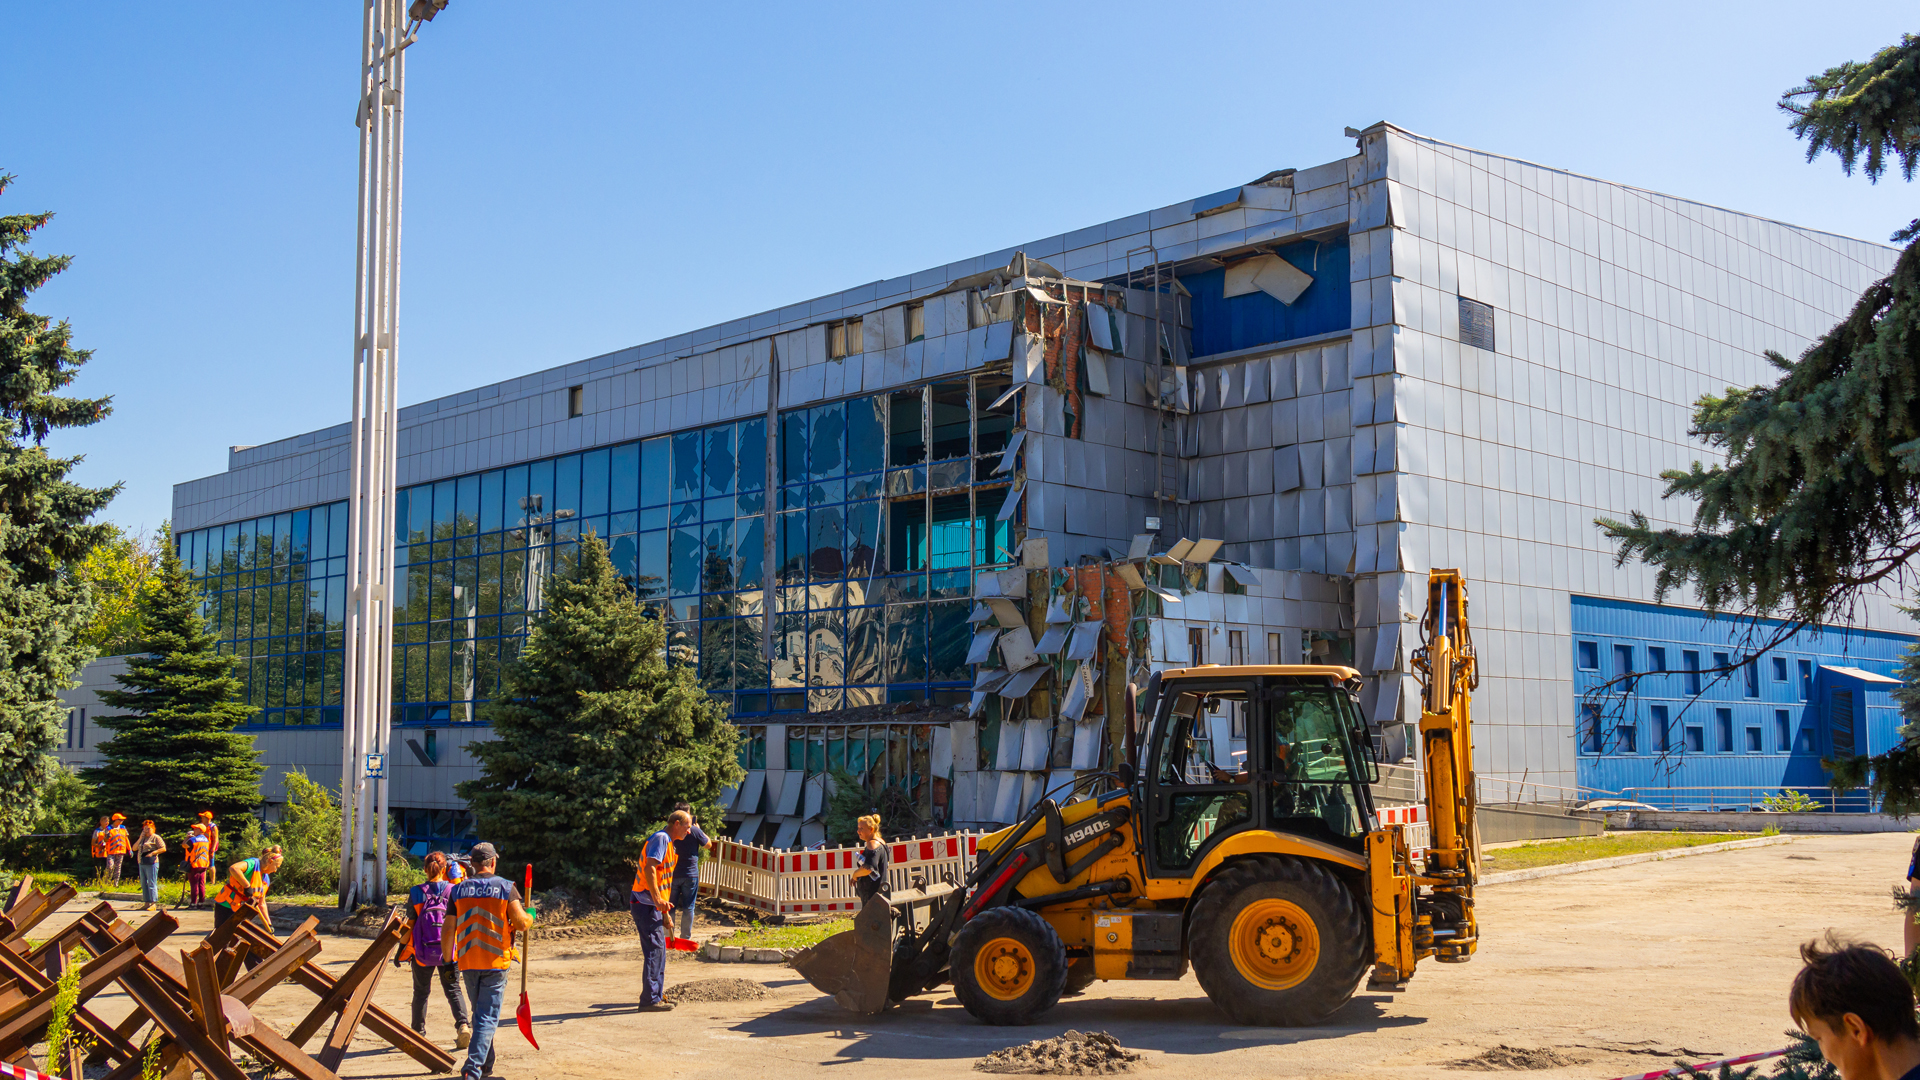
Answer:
[999,625,1041,671]
[1084,348,1111,396]
[1065,620,1104,661]
[967,602,993,624]
[1113,562,1146,589]
[967,629,1002,665]
[1034,624,1069,655]
[998,664,1048,700]
[976,567,1028,599]
[1018,718,1053,771]
[1186,538,1223,564]
[734,770,766,814]
[932,726,953,776]
[968,691,990,717]
[773,772,803,816]
[1128,533,1155,560]
[1045,594,1072,624]
[996,482,1023,521]
[803,773,826,821]
[1015,332,1046,384]
[1190,186,1244,216]
[1276,445,1302,492]
[1225,562,1261,589]
[1021,536,1051,569]
[992,429,1025,474]
[973,668,1012,695]
[1085,302,1115,351]
[1070,719,1105,770]
[1162,538,1195,563]
[991,772,1022,822]
[1060,662,1099,721]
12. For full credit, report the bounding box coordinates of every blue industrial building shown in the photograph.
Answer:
[1572,596,1910,805]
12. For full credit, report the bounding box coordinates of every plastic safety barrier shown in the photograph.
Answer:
[700,833,983,917]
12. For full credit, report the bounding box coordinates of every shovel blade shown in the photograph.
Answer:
[789,896,893,1015]
[516,992,538,1048]
[666,936,698,951]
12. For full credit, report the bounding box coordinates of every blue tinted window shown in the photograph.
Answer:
[1647,646,1666,673]
[671,432,701,503]
[737,420,767,493]
[1683,651,1701,695]
[1613,644,1632,678]
[580,448,610,518]
[1576,641,1598,670]
[1715,708,1733,752]
[1650,705,1669,752]
[704,425,736,497]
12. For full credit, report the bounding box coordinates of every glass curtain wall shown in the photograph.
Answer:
[179,373,1018,729]
[174,503,351,728]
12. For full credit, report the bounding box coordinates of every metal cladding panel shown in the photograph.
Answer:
[1185,238,1352,358]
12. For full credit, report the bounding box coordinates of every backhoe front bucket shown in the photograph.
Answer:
[790,896,894,1014]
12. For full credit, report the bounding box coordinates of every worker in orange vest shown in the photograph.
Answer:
[104,814,131,886]
[631,810,692,1012]
[183,824,213,906]
[213,845,284,969]
[448,843,533,1080]
[89,816,114,884]
[197,810,220,860]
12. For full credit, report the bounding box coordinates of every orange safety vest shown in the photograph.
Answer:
[91,829,111,858]
[449,875,519,971]
[213,858,270,911]
[184,834,211,870]
[106,826,130,856]
[629,832,678,904]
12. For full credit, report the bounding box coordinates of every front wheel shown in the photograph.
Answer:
[950,906,1068,1025]
[1188,856,1369,1026]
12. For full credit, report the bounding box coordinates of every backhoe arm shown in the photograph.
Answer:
[1410,568,1478,961]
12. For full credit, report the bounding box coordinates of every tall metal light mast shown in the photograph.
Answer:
[339,0,448,910]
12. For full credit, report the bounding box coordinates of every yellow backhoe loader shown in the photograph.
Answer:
[793,568,1480,1026]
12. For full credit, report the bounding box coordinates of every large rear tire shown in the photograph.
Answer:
[950,906,1068,1025]
[1188,856,1369,1026]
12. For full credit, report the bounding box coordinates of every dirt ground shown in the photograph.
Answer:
[47,832,1910,1080]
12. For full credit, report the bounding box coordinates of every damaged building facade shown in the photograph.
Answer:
[56,122,1915,846]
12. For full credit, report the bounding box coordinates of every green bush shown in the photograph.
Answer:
[0,765,95,874]
[250,770,421,897]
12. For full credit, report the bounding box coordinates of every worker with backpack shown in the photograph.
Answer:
[405,851,473,1049]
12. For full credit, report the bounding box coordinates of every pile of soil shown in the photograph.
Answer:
[976,1031,1145,1076]
[664,978,771,1004]
[1447,1046,1589,1071]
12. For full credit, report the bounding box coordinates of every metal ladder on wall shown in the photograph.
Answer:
[1125,246,1183,542]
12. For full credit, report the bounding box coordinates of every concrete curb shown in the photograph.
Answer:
[1480,834,1795,885]
[697,941,797,964]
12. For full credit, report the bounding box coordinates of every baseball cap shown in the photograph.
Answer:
[468,842,498,864]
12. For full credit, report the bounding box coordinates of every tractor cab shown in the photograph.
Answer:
[1138,666,1380,879]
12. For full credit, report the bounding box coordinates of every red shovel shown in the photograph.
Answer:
[516,864,538,1049]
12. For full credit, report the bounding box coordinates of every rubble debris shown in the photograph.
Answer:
[663,978,771,1004]
[1447,1046,1589,1071]
[975,1030,1146,1075]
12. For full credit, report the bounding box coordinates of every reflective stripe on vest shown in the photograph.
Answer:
[450,877,518,971]
[91,830,109,857]
[107,828,130,856]
[214,860,267,911]
[630,835,678,900]
[185,836,211,870]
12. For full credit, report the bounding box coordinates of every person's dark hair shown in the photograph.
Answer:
[1790,934,1919,1041]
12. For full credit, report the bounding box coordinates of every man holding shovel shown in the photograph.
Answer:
[632,810,692,1012]
[450,843,534,1080]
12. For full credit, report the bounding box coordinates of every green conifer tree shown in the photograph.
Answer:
[0,172,117,841]
[458,534,743,898]
[84,541,263,837]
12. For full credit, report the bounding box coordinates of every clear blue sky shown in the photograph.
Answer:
[4,3,1913,532]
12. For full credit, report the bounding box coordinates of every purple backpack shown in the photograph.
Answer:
[412,881,453,966]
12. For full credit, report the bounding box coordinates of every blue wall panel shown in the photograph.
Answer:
[1569,595,1912,804]
[1182,236,1350,358]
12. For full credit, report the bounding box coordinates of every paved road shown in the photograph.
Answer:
[48,832,1912,1079]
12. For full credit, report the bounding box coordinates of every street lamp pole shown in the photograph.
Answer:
[339,0,446,910]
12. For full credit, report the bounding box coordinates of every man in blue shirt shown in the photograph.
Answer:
[669,802,717,942]
[631,810,692,1011]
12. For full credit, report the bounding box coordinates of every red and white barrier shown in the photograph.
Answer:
[0,1060,59,1080]
[700,833,983,916]
[1375,804,1429,861]
[1604,1047,1790,1080]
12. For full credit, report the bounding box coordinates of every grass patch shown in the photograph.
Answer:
[723,919,852,950]
[1483,832,1757,871]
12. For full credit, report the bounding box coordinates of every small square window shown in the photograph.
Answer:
[1772,657,1788,682]
[906,303,925,343]
[1615,725,1638,753]
[1648,646,1667,673]
[1459,295,1496,351]
[1577,641,1598,670]
[1745,727,1763,752]
[1683,650,1701,695]
[1613,644,1634,679]
[1684,726,1705,753]
[567,385,584,418]
[828,317,866,359]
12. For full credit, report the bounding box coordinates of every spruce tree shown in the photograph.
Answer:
[0,173,117,841]
[458,534,743,898]
[84,541,263,837]
[1598,37,1920,812]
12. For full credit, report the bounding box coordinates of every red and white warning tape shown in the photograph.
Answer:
[1604,1047,1790,1080]
[0,1060,60,1080]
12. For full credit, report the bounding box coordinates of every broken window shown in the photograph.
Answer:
[975,376,1015,461]
[907,302,925,343]
[889,388,926,466]
[1458,297,1495,351]
[929,493,972,570]
[568,385,584,418]
[1228,629,1246,666]
[930,381,970,461]
[888,494,927,573]
[847,395,885,479]
[1187,628,1206,667]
